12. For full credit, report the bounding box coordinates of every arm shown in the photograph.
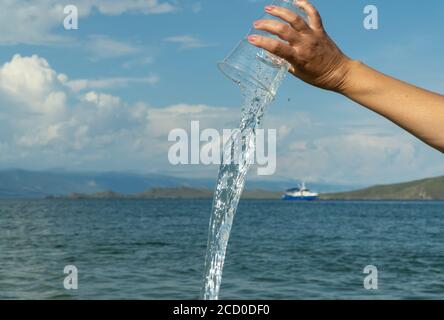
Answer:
[342,61,444,153]
[248,0,444,153]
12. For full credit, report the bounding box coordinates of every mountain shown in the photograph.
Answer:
[47,174,444,200]
[50,187,282,200]
[0,169,357,199]
[0,169,192,198]
[321,176,444,200]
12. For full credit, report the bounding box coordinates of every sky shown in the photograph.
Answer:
[0,0,443,185]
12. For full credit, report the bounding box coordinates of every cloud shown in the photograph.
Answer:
[0,54,66,116]
[122,57,154,69]
[92,0,175,15]
[81,91,122,111]
[0,54,134,150]
[263,109,441,185]
[64,76,159,92]
[146,103,235,137]
[164,35,211,50]
[0,53,443,184]
[86,35,142,60]
[0,0,176,45]
[0,1,65,45]
[0,54,234,171]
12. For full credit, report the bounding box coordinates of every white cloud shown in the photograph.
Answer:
[146,103,235,138]
[93,0,175,15]
[265,109,441,185]
[164,35,210,50]
[81,91,122,111]
[0,1,65,45]
[0,54,66,115]
[65,76,159,92]
[17,123,64,147]
[0,54,235,172]
[0,53,443,184]
[86,35,141,60]
[0,0,176,45]
[122,57,154,69]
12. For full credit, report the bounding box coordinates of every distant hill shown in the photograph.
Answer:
[0,169,357,199]
[43,176,444,201]
[0,169,192,198]
[321,176,444,200]
[51,187,282,200]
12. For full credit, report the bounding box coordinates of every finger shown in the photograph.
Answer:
[254,20,299,43]
[264,5,308,32]
[248,35,294,61]
[295,0,323,31]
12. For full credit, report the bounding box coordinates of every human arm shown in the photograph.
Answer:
[248,0,444,153]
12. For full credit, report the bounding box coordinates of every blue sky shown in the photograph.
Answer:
[0,0,443,185]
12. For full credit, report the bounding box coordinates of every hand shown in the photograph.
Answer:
[248,0,352,93]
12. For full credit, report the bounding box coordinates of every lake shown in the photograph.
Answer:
[0,199,443,299]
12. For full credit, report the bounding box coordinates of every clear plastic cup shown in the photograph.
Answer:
[218,0,306,96]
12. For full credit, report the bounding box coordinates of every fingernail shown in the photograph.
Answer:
[265,5,274,12]
[253,21,260,28]
[248,35,258,43]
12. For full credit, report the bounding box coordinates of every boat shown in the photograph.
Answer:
[282,183,319,201]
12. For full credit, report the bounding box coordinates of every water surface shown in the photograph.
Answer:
[1,199,443,299]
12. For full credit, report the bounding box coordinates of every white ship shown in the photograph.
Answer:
[282,183,319,201]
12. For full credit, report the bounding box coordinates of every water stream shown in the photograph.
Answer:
[201,84,278,300]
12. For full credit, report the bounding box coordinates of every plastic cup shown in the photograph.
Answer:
[218,0,306,96]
